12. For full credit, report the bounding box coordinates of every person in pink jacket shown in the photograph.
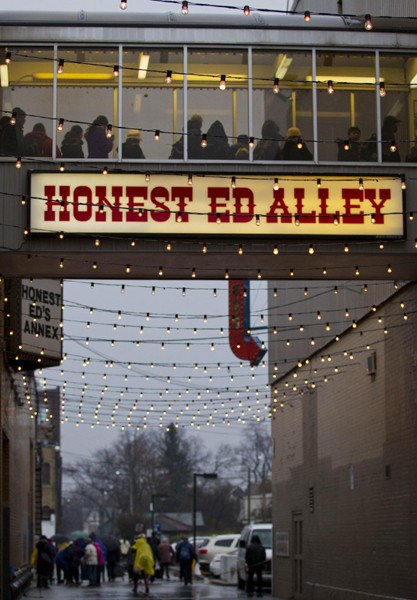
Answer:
[158,538,175,580]
[93,542,104,585]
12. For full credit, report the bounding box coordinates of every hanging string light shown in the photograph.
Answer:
[219,75,226,90]
[273,78,280,94]
[57,59,64,74]
[327,80,334,94]
[365,14,373,30]
[181,0,188,14]
[165,70,172,83]
[379,82,386,97]
[304,10,311,22]
[243,5,250,16]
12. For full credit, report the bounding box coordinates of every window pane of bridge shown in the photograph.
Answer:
[187,49,248,161]
[379,52,417,163]
[252,50,313,162]
[122,48,183,161]
[316,51,377,162]
[0,47,54,159]
[57,47,118,160]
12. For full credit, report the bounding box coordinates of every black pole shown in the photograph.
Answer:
[151,495,155,531]
[193,474,197,551]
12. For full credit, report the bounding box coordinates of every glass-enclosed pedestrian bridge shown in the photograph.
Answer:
[2,11,417,166]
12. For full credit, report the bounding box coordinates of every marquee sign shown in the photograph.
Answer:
[30,173,404,237]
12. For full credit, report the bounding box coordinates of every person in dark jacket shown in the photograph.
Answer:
[1,106,26,156]
[281,126,312,161]
[229,134,249,160]
[122,129,145,158]
[337,126,362,161]
[381,115,401,162]
[176,536,197,586]
[35,535,54,589]
[245,535,266,598]
[85,115,113,159]
[205,120,230,159]
[61,125,84,159]
[170,115,204,159]
[254,120,282,160]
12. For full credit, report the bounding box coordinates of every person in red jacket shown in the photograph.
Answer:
[24,122,61,158]
[158,538,174,580]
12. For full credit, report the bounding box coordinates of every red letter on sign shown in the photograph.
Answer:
[318,188,334,223]
[295,188,315,223]
[233,189,255,223]
[342,189,364,224]
[266,189,291,223]
[151,187,170,222]
[207,188,230,223]
[365,189,390,224]
[44,186,58,221]
[172,188,193,222]
[73,186,93,222]
[95,186,123,222]
[126,187,148,222]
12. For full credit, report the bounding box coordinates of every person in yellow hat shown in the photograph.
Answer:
[132,534,154,593]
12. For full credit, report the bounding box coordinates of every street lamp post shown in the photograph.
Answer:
[150,494,168,531]
[193,473,217,552]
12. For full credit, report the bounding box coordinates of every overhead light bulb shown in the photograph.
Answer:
[10,112,16,125]
[102,167,108,175]
[273,77,279,94]
[344,140,350,150]
[304,10,311,22]
[201,133,207,147]
[297,138,303,149]
[219,75,226,90]
[181,0,188,14]
[401,177,406,190]
[273,178,279,190]
[295,214,300,226]
[359,178,364,190]
[365,13,372,30]
[57,118,64,131]
[379,82,386,97]
[231,176,236,188]
[106,124,113,138]
[309,244,314,254]
[390,140,397,153]
[5,52,11,64]
[59,162,65,172]
[249,136,255,147]
[57,59,64,74]
[243,5,250,15]
[187,174,193,186]
[165,70,172,83]
[327,80,334,94]
[333,214,339,225]
[317,178,321,188]
[154,129,160,140]
[15,157,21,168]
[120,0,127,7]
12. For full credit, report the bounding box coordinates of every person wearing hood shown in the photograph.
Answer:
[381,115,401,162]
[122,130,145,159]
[205,120,230,159]
[169,115,204,159]
[158,537,175,580]
[281,126,312,161]
[61,125,84,159]
[83,538,98,586]
[229,134,249,160]
[132,534,155,593]
[85,115,113,159]
[245,535,266,598]
[2,107,26,156]
[24,122,61,158]
[35,535,54,589]
[254,120,282,160]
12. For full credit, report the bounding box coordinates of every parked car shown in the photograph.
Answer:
[198,534,241,573]
[237,523,272,590]
[210,548,238,577]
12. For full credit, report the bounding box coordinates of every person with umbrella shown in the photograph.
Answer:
[132,534,154,594]
[100,534,121,582]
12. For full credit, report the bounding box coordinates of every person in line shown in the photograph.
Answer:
[24,122,61,158]
[254,120,282,160]
[66,540,83,585]
[158,537,174,580]
[245,534,266,598]
[85,115,113,159]
[169,115,204,160]
[132,533,154,594]
[382,114,401,162]
[229,134,249,160]
[205,120,230,159]
[337,126,362,161]
[2,106,26,156]
[106,542,120,582]
[281,126,312,161]
[176,536,197,586]
[34,535,54,589]
[90,532,107,583]
[93,540,104,586]
[83,538,98,587]
[55,540,69,584]
[61,125,84,159]
[122,130,145,159]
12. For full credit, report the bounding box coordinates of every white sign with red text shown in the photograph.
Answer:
[30,173,404,237]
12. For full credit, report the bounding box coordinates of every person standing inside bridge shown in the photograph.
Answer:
[2,107,26,157]
[85,115,114,159]
[245,534,266,598]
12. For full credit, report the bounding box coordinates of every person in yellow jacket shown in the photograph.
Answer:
[132,534,154,594]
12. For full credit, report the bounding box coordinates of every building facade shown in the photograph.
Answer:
[270,282,417,600]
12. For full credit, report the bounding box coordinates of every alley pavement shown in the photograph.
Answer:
[24,577,274,600]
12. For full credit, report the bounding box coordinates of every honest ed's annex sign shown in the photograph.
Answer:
[29,173,405,237]
[18,279,63,364]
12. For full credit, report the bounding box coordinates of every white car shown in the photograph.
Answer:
[209,548,238,577]
[197,534,241,573]
[237,523,272,589]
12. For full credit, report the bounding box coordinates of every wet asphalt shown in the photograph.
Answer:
[25,576,273,600]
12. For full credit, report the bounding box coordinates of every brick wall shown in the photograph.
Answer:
[270,283,417,600]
